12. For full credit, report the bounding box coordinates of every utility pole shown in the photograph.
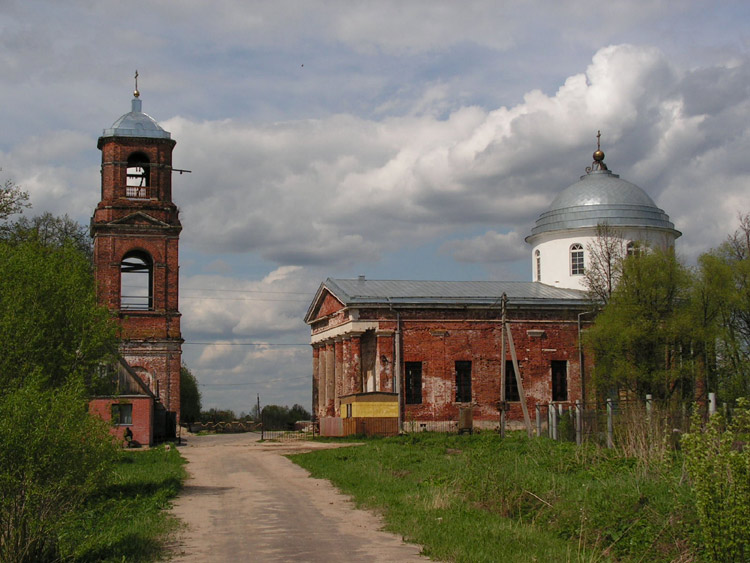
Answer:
[502,293,533,437]
[500,294,507,438]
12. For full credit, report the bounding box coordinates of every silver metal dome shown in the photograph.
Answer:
[101,98,171,139]
[528,168,680,239]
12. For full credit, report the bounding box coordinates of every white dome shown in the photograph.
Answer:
[526,153,680,290]
[527,169,680,242]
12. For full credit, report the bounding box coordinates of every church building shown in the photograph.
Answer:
[305,140,679,433]
[89,80,183,445]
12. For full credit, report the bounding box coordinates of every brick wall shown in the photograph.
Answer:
[91,132,183,422]
[89,396,154,446]
[310,301,589,426]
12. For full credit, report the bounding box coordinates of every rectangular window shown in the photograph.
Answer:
[455,361,472,403]
[552,360,568,401]
[405,361,422,404]
[111,403,133,425]
[505,360,520,402]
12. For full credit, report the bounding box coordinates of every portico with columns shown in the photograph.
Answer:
[310,326,393,419]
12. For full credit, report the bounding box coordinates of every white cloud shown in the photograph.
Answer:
[157,44,750,275]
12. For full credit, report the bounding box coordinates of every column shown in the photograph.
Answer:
[348,332,363,394]
[325,340,335,417]
[342,337,352,395]
[334,337,344,416]
[317,344,327,419]
[311,345,320,420]
[376,330,394,392]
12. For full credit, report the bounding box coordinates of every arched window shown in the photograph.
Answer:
[627,241,644,257]
[120,251,153,310]
[535,249,541,281]
[126,152,150,199]
[570,243,584,275]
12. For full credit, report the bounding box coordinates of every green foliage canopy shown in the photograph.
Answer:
[586,249,693,399]
[0,239,118,392]
[0,382,118,562]
[5,211,92,259]
[0,174,29,226]
[261,403,311,430]
[180,364,202,424]
[698,217,750,400]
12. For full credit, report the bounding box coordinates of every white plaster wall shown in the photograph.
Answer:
[529,227,677,290]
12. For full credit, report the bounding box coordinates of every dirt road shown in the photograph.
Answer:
[169,433,429,562]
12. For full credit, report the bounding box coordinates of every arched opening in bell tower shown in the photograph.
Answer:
[120,250,153,310]
[126,152,150,199]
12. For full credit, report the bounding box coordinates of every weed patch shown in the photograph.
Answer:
[290,432,698,562]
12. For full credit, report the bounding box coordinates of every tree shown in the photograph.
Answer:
[4,212,92,259]
[289,403,311,422]
[0,173,29,225]
[200,408,236,424]
[0,240,118,392]
[692,214,750,401]
[180,364,202,424]
[584,223,627,304]
[0,196,120,560]
[0,382,117,562]
[586,249,693,400]
[260,404,311,430]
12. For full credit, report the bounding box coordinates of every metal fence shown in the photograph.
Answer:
[403,419,461,433]
[532,398,694,448]
[260,428,317,441]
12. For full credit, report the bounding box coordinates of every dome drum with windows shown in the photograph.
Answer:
[525,137,681,290]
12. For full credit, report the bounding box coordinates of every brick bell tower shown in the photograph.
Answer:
[91,76,183,425]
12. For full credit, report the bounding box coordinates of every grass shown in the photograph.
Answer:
[58,445,187,562]
[289,432,699,562]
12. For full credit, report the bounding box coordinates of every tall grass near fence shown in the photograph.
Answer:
[611,402,687,472]
[291,432,699,562]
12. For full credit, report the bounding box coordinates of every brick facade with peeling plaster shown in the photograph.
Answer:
[306,279,591,430]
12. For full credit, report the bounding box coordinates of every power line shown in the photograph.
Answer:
[184,341,309,346]
[181,295,311,302]
[199,375,309,387]
[181,287,313,295]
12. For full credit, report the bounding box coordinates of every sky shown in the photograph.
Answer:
[2,0,750,415]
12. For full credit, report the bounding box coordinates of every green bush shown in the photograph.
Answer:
[682,399,750,562]
[0,382,118,562]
